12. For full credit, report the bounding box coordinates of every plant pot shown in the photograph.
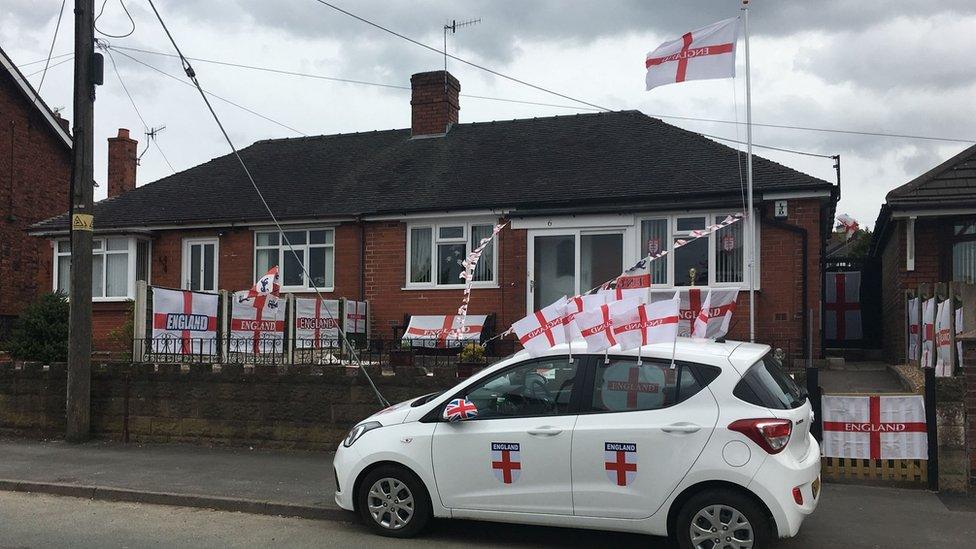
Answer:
[456,361,483,379]
[389,349,414,369]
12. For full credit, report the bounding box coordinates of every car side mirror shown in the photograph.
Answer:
[443,398,478,422]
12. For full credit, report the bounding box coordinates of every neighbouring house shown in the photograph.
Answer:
[0,45,72,337]
[30,70,838,361]
[870,143,976,363]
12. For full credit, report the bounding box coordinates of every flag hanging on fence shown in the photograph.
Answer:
[513,297,569,356]
[935,299,953,377]
[921,297,936,367]
[294,297,340,349]
[821,395,927,460]
[403,315,487,348]
[645,17,739,91]
[344,300,367,334]
[230,290,284,355]
[611,296,680,351]
[675,288,706,337]
[561,294,607,342]
[692,289,739,339]
[907,297,920,363]
[151,287,218,356]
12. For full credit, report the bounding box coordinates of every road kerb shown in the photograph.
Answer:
[0,479,352,522]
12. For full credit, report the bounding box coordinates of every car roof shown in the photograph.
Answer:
[501,338,770,368]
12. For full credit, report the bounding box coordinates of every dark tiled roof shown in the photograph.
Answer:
[885,143,976,209]
[32,110,832,232]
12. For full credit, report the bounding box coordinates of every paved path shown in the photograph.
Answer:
[0,438,338,518]
[819,362,905,394]
[0,485,973,548]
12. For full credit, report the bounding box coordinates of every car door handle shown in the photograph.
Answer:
[662,423,701,434]
[527,426,563,436]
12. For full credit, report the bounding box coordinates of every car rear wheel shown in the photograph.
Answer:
[675,489,771,549]
[356,464,431,538]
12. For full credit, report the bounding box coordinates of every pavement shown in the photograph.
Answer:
[0,438,974,548]
[819,361,906,394]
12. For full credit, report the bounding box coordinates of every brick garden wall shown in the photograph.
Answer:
[0,361,461,450]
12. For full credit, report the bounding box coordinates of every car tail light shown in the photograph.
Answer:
[792,486,803,505]
[728,418,793,454]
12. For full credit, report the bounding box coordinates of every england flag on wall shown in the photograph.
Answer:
[821,395,927,460]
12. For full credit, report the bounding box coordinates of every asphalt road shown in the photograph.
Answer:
[1,484,974,548]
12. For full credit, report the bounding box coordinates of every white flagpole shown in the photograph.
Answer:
[742,0,756,343]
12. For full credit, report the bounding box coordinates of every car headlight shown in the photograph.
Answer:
[343,421,382,447]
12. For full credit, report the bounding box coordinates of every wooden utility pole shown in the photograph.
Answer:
[66,0,96,442]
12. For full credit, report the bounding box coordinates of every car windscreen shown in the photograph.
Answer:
[733,353,806,410]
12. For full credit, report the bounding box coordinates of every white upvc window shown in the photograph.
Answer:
[254,228,335,291]
[406,220,499,289]
[637,211,755,288]
[53,236,151,300]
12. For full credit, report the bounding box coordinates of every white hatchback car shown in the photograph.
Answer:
[333,339,820,548]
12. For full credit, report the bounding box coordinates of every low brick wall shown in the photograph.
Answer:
[0,362,463,451]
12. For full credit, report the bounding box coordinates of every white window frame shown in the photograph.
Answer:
[181,238,220,293]
[635,211,759,289]
[252,227,335,292]
[52,236,151,301]
[405,219,500,290]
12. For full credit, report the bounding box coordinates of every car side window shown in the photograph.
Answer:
[464,357,578,419]
[589,359,708,413]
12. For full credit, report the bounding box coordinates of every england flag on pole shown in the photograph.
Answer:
[692,289,739,339]
[561,294,607,342]
[645,17,739,91]
[513,297,568,356]
[611,296,680,351]
[575,298,640,353]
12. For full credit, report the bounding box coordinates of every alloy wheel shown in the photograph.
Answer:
[366,477,415,530]
[689,504,755,549]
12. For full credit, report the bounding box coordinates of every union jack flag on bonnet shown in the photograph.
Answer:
[444,398,478,422]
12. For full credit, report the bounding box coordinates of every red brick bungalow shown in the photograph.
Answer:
[870,143,976,363]
[0,45,72,334]
[30,70,838,360]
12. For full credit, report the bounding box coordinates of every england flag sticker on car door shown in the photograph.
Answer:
[604,442,638,486]
[490,442,521,484]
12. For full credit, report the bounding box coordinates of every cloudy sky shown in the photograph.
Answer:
[3,0,975,228]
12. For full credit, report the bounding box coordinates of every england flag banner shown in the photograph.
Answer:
[935,299,953,377]
[922,298,936,367]
[561,294,607,342]
[344,300,367,334]
[151,287,218,355]
[825,272,862,341]
[691,289,739,338]
[672,288,707,337]
[609,257,652,302]
[294,297,340,349]
[403,315,487,348]
[611,297,680,351]
[645,17,738,91]
[230,290,284,355]
[513,297,568,356]
[907,297,920,363]
[822,395,927,460]
[575,298,641,353]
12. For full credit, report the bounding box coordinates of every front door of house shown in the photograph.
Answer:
[527,231,624,312]
[183,238,219,292]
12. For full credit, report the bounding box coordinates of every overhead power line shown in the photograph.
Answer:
[17,51,72,68]
[699,132,836,159]
[25,55,74,78]
[37,0,67,94]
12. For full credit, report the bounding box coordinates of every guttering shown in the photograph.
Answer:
[28,215,358,237]
[363,208,510,222]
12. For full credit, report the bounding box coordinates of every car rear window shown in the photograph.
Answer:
[733,353,806,410]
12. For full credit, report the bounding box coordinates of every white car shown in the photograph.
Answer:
[333,339,820,548]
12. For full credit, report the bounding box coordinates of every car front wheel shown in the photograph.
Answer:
[675,489,771,549]
[356,464,431,538]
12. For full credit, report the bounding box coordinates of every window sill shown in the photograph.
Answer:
[402,284,500,291]
[280,286,336,294]
[93,296,134,303]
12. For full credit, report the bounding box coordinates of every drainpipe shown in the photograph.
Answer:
[358,216,366,302]
[762,213,808,360]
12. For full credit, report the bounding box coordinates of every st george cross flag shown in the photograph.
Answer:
[294,297,340,349]
[835,214,860,241]
[575,298,641,353]
[609,257,652,302]
[921,297,936,368]
[671,288,707,337]
[611,296,680,351]
[344,300,367,334]
[513,297,568,356]
[561,294,607,342]
[935,299,953,378]
[230,290,284,355]
[645,17,739,91]
[821,395,927,460]
[247,266,281,308]
[403,315,487,349]
[907,297,920,363]
[151,287,218,355]
[692,289,739,339]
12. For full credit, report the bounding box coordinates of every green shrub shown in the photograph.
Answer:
[4,292,69,363]
[458,342,486,362]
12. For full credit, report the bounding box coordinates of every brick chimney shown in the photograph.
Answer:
[107,128,137,198]
[410,71,460,137]
[52,111,70,133]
